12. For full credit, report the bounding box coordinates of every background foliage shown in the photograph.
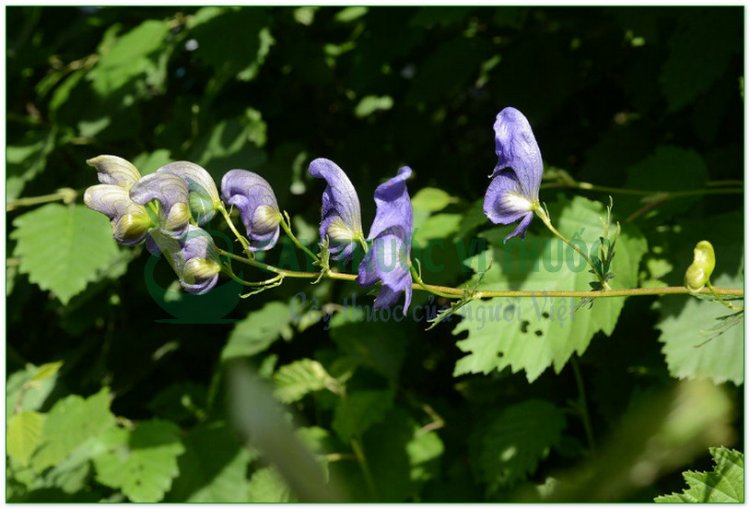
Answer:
[6,6,744,502]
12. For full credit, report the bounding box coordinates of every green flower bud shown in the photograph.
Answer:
[113,209,153,243]
[685,240,716,292]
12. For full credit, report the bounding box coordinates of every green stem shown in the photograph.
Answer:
[571,356,595,453]
[7,187,78,211]
[218,204,253,256]
[280,211,319,262]
[358,235,369,254]
[351,438,378,500]
[409,260,460,299]
[541,180,742,197]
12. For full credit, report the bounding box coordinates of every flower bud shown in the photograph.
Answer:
[685,240,716,292]
[164,202,191,238]
[113,209,153,244]
[252,204,282,234]
[182,257,221,283]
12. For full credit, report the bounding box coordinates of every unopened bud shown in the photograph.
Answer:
[252,205,282,234]
[685,240,716,292]
[113,209,153,244]
[164,202,191,234]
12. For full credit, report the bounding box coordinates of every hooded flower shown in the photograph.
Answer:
[308,158,364,260]
[357,167,414,315]
[130,172,191,239]
[157,161,221,225]
[84,156,153,245]
[150,226,221,295]
[221,169,281,251]
[483,107,543,241]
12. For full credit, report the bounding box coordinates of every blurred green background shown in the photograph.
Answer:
[6,6,744,503]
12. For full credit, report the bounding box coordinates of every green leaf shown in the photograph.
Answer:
[6,362,63,416]
[660,11,739,111]
[88,19,170,95]
[93,420,185,503]
[8,411,46,467]
[273,359,340,403]
[247,466,293,502]
[657,273,743,385]
[655,447,743,503]
[354,95,393,118]
[32,388,116,472]
[12,204,120,304]
[332,390,394,442]
[454,197,648,381]
[7,129,55,201]
[167,423,252,502]
[413,213,462,248]
[221,301,293,361]
[471,400,566,491]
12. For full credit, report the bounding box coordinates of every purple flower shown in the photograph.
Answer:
[308,158,364,260]
[221,169,281,251]
[483,107,543,241]
[356,167,414,315]
[151,226,221,294]
[157,161,220,226]
[84,156,153,245]
[130,172,191,239]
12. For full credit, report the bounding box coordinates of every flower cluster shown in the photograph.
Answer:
[84,107,544,311]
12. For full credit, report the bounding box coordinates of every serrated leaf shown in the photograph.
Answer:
[12,204,120,304]
[221,301,293,361]
[471,400,566,491]
[6,362,62,416]
[32,388,115,472]
[247,466,293,502]
[167,423,252,502]
[332,390,393,442]
[657,273,743,385]
[454,197,647,381]
[93,420,185,503]
[273,359,339,403]
[8,411,46,467]
[655,447,743,503]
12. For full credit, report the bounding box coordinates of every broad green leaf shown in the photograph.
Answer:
[660,10,739,111]
[221,301,293,361]
[273,359,340,403]
[8,411,46,467]
[89,19,170,95]
[332,390,393,442]
[329,309,408,380]
[12,204,120,304]
[413,213,462,248]
[454,197,648,381]
[6,361,63,416]
[93,420,185,503]
[7,129,54,201]
[657,273,743,385]
[167,423,252,502]
[471,400,566,490]
[411,187,457,214]
[655,447,743,503]
[247,467,293,502]
[32,388,115,472]
[132,149,172,176]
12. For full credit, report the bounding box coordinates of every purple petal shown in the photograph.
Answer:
[86,155,141,189]
[221,169,281,251]
[483,169,534,225]
[504,212,534,242]
[157,161,220,225]
[130,172,190,238]
[356,166,414,315]
[153,226,221,294]
[83,184,151,245]
[492,107,543,201]
[308,158,363,260]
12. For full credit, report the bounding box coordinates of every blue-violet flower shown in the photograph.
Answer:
[221,169,281,251]
[483,107,543,241]
[308,158,364,260]
[129,172,191,239]
[157,161,220,226]
[356,167,414,315]
[150,225,221,295]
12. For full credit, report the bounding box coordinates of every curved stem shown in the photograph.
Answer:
[217,204,253,256]
[280,211,319,262]
[409,259,460,299]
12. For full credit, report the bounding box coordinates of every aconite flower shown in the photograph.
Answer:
[130,172,191,239]
[84,155,153,245]
[356,167,414,315]
[220,169,281,251]
[151,226,221,295]
[157,161,221,225]
[308,158,364,260]
[483,107,543,241]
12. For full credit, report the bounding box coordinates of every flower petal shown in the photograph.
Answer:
[86,155,141,189]
[151,226,220,294]
[220,169,281,251]
[157,161,220,225]
[483,169,534,225]
[84,184,151,245]
[130,172,190,238]
[367,166,413,240]
[308,158,363,260]
[492,107,543,201]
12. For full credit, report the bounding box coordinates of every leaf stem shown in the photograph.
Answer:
[280,211,319,262]
[7,187,78,211]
